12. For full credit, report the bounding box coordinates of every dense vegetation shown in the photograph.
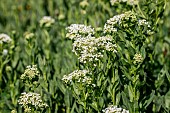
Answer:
[0,0,170,113]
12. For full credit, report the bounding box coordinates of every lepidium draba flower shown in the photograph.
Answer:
[62,69,95,87]
[24,32,34,40]
[72,35,117,64]
[104,11,137,34]
[18,92,48,112]
[102,105,129,113]
[20,65,40,86]
[133,53,143,64]
[11,109,17,113]
[104,11,153,35]
[0,33,12,44]
[110,0,139,6]
[39,16,55,27]
[66,24,95,40]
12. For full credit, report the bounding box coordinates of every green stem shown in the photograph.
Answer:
[0,44,3,86]
[137,4,146,18]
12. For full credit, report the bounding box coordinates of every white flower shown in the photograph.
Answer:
[62,70,94,86]
[0,33,12,44]
[40,16,55,27]
[3,49,8,56]
[133,53,143,64]
[138,19,150,27]
[24,32,34,40]
[66,24,95,40]
[72,35,117,64]
[102,105,129,113]
[20,65,40,82]
[79,0,89,8]
[24,106,31,113]
[104,11,137,33]
[11,110,17,113]
[127,0,138,5]
[18,92,48,109]
[110,0,138,6]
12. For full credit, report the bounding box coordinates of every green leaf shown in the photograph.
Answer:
[121,92,132,113]
[143,91,155,109]
[165,90,170,109]
[98,97,104,108]
[165,65,170,83]
[64,89,70,108]
[128,84,134,102]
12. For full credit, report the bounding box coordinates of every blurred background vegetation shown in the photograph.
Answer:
[0,0,170,112]
[0,0,116,112]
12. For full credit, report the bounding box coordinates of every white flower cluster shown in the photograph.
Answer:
[3,49,8,56]
[39,16,55,27]
[0,33,12,44]
[72,35,117,64]
[104,11,137,33]
[62,70,94,86]
[102,105,129,113]
[138,19,150,27]
[18,92,48,111]
[66,24,95,40]
[11,109,17,113]
[110,0,138,6]
[79,0,89,8]
[20,65,40,82]
[133,53,143,64]
[138,19,154,35]
[104,12,153,35]
[24,32,34,40]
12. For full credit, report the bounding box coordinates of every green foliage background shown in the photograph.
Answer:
[0,0,170,113]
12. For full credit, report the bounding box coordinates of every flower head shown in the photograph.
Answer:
[80,0,89,8]
[138,19,154,35]
[102,105,129,113]
[24,32,34,40]
[62,70,95,86]
[3,49,8,56]
[110,0,138,6]
[133,53,143,64]
[20,65,40,82]
[18,92,48,110]
[104,11,137,33]
[72,35,117,64]
[11,109,17,113]
[40,16,55,27]
[0,33,12,44]
[66,24,95,40]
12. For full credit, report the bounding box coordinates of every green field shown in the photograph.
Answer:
[0,0,170,113]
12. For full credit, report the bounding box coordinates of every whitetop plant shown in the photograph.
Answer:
[11,109,17,113]
[39,16,55,27]
[104,11,137,33]
[138,19,150,27]
[0,33,12,44]
[110,0,139,6]
[138,19,154,35]
[2,49,8,56]
[79,0,89,8]
[62,69,95,86]
[133,53,143,64]
[20,65,40,82]
[23,106,31,113]
[72,35,117,64]
[24,32,34,40]
[102,105,129,113]
[104,11,153,35]
[66,24,95,40]
[18,92,48,112]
